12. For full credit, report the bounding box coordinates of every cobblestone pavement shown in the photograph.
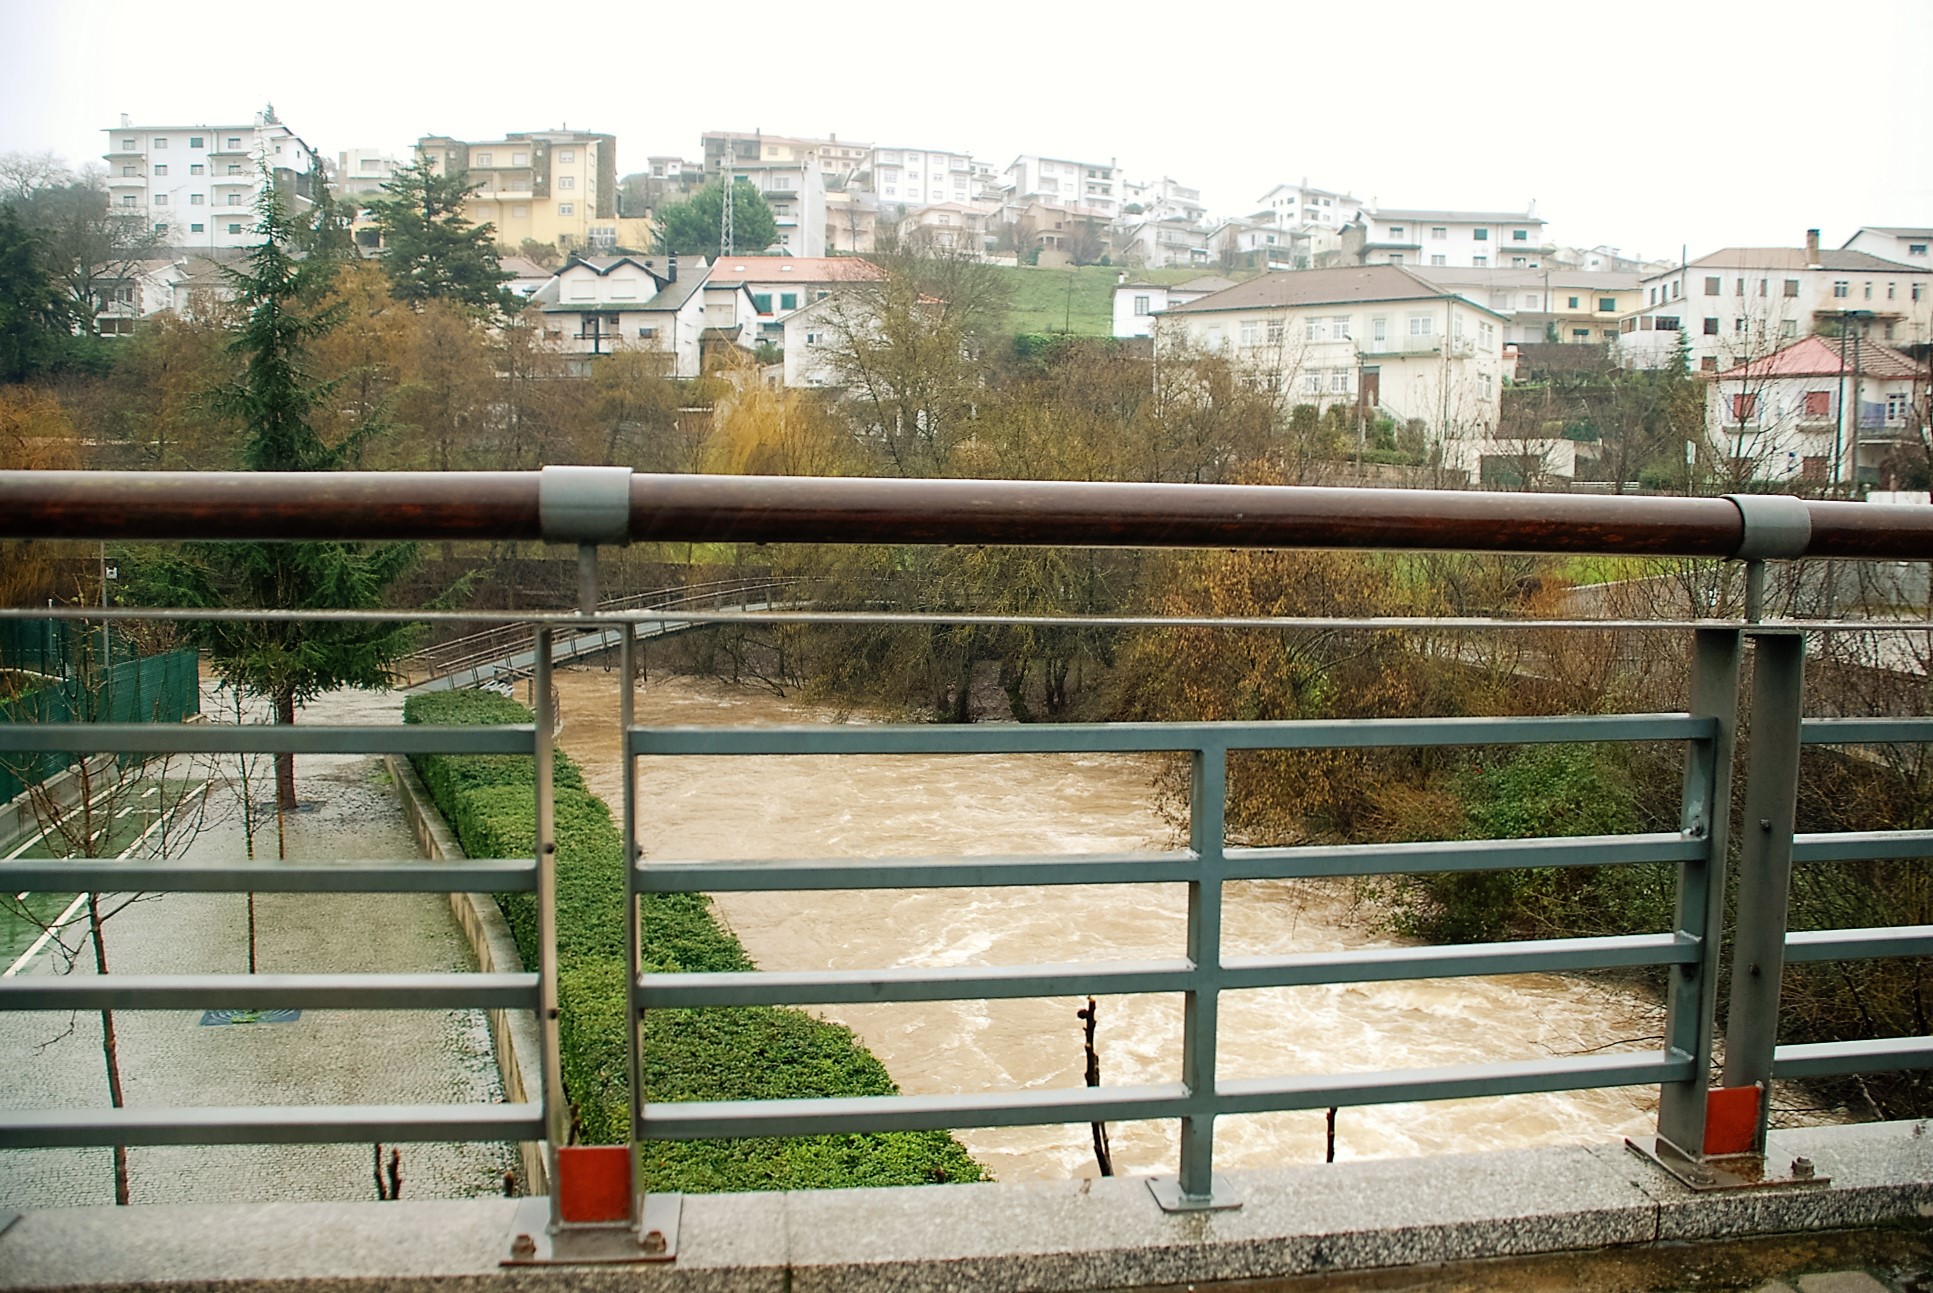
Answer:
[0,685,517,1209]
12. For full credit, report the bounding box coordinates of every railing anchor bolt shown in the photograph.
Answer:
[641,1228,668,1256]
[1759,819,1771,830]
[510,1234,536,1259]
[1791,1156,1815,1180]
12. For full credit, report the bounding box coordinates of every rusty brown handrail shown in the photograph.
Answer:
[4,470,1932,560]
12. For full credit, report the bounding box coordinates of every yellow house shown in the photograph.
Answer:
[418,129,617,252]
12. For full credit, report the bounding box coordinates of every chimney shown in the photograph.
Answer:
[667,250,677,284]
[1806,228,1821,267]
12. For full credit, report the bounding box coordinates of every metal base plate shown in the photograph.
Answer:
[1625,1136,1830,1193]
[1148,1176,1242,1213]
[500,1193,681,1265]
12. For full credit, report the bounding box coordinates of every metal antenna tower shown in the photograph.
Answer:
[720,177,734,257]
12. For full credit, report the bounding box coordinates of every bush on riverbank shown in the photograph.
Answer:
[403,689,986,1191]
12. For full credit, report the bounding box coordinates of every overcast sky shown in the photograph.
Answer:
[5,0,1927,262]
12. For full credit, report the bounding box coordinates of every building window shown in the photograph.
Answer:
[1781,320,1798,336]
[122,165,135,176]
[189,193,203,205]
[151,137,167,149]
[477,152,493,166]
[1512,229,1528,241]
[1305,318,1325,341]
[226,137,241,149]
[190,164,203,175]
[1833,281,1849,297]
[1408,315,1434,337]
[1523,294,1539,309]
[512,152,528,166]
[1330,368,1350,393]
[1729,394,1757,421]
[1572,328,1590,340]
[1303,372,1322,395]
[560,176,575,189]
[1784,278,1800,297]
[1655,316,1681,331]
[1735,318,1748,332]
[752,293,772,313]
[1333,315,1351,340]
[189,222,203,233]
[1471,255,1486,267]
[1567,295,1581,308]
[1910,243,1928,256]
[228,193,242,205]
[560,150,576,162]
[1888,392,1911,422]
[1914,283,1925,302]
[1887,282,1896,299]
[1134,295,1151,316]
[121,138,136,150]
[227,163,241,174]
[1473,228,1488,240]
[189,136,203,148]
[153,164,167,176]
[153,194,167,206]
[1372,317,1387,342]
[780,292,798,311]
[153,222,167,234]
[558,203,573,215]
[1431,254,1446,265]
[1704,276,1721,295]
[512,204,529,218]
[1804,390,1832,417]
[1241,320,1261,346]
[1735,278,1746,296]
[1389,253,1404,264]
[1388,225,1405,238]
[1700,356,1717,372]
[1431,226,1446,239]
[1598,297,1617,312]
[1267,320,1284,344]
[120,195,135,206]
[1863,282,1873,299]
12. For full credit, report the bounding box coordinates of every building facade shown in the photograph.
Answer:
[1005,155,1120,220]
[1407,266,1641,346]
[1340,207,1551,270]
[103,110,319,250]
[1253,180,1358,230]
[1706,334,1927,487]
[418,129,618,252]
[871,146,976,209]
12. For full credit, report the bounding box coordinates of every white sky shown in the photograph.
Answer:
[4,0,1928,261]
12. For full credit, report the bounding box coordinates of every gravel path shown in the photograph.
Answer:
[0,685,517,1209]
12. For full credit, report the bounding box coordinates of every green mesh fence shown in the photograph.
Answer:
[0,648,201,805]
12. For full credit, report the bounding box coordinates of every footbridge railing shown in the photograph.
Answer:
[3,468,1933,1258]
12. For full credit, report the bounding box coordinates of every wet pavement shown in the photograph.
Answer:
[0,684,517,1209]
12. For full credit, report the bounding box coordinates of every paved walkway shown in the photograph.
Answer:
[0,685,516,1209]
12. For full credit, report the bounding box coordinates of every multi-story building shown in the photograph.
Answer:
[1407,266,1642,346]
[334,149,403,197]
[825,189,882,255]
[701,256,884,338]
[703,131,827,257]
[1841,226,1933,266]
[897,203,992,257]
[1205,218,1306,272]
[1122,177,1206,226]
[529,255,738,376]
[1340,207,1552,270]
[702,130,869,186]
[1619,230,1933,372]
[1707,334,1927,487]
[1115,218,1213,269]
[417,129,618,252]
[1005,155,1120,221]
[870,146,976,211]
[1110,275,1238,338]
[1253,179,1358,230]
[103,110,320,250]
[1158,266,1513,475]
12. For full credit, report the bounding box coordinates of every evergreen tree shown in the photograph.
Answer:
[141,184,414,809]
[0,205,76,383]
[369,151,510,314]
[655,180,780,257]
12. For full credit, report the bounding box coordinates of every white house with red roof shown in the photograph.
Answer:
[1707,333,1928,487]
[701,256,885,338]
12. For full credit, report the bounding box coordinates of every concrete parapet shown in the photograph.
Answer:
[3,1121,1928,1291]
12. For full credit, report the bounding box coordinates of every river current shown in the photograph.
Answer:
[552,668,1664,1182]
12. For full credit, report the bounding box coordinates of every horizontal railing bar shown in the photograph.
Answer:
[1227,832,1704,880]
[641,960,1195,1008]
[0,973,539,1012]
[1772,1036,1933,1079]
[638,852,1198,892]
[1223,933,1698,989]
[0,1103,544,1149]
[1800,718,1933,746]
[8,604,1926,635]
[639,1051,1689,1139]
[1217,1050,1691,1114]
[1784,926,1933,962]
[0,859,538,893]
[13,469,1928,561]
[1792,831,1933,864]
[0,724,534,755]
[629,714,1709,758]
[638,935,1696,1009]
[639,1083,1191,1139]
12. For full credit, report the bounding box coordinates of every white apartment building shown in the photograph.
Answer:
[1406,266,1642,346]
[1619,230,1933,373]
[705,136,828,257]
[702,131,869,185]
[1340,207,1551,270]
[1121,177,1206,225]
[1115,219,1212,269]
[1841,226,1932,266]
[1159,266,1511,475]
[1005,155,1119,220]
[335,149,403,197]
[103,110,319,250]
[1254,180,1358,229]
[1707,334,1926,486]
[871,146,975,210]
[1111,275,1237,338]
[418,129,618,252]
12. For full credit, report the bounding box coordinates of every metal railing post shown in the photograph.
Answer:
[1654,627,1740,1158]
[1152,740,1238,1211]
[1721,629,1806,1151]
[620,625,643,1204]
[532,626,566,1228]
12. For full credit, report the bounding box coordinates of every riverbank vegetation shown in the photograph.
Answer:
[402,688,984,1191]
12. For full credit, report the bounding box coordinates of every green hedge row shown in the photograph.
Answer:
[404,689,984,1191]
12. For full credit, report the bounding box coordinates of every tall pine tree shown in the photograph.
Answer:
[145,182,414,808]
[369,151,511,314]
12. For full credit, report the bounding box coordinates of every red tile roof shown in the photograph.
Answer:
[1716,334,1923,381]
[702,257,883,285]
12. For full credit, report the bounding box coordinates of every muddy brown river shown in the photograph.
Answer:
[551,668,1664,1182]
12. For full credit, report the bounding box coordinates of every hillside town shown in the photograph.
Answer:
[19,108,1933,492]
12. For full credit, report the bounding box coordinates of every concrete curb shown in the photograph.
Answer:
[3,1120,1927,1291]
[383,753,547,1195]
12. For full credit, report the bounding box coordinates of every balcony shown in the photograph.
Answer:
[3,470,1932,1288]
